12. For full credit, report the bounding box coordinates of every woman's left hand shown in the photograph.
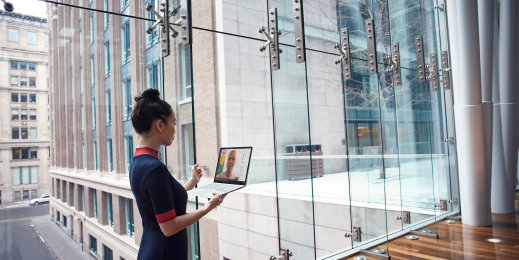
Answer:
[190,164,203,185]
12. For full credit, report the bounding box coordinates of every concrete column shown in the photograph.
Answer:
[133,200,142,245]
[478,0,494,224]
[85,187,95,218]
[492,0,519,214]
[452,0,491,226]
[112,195,126,235]
[108,0,125,176]
[72,0,83,169]
[81,1,94,171]
[68,182,74,207]
[98,191,108,225]
[64,3,74,169]
[62,180,67,203]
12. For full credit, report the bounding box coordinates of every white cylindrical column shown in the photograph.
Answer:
[478,0,494,224]
[453,0,491,226]
[446,0,461,104]
[492,0,518,214]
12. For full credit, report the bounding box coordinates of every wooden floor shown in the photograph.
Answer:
[347,193,519,260]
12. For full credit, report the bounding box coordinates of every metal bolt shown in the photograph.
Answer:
[367,22,371,25]
[182,25,187,29]
[394,50,397,52]
[367,29,371,32]
[271,19,275,22]
[345,74,350,77]
[162,48,166,52]
[420,71,423,74]
[417,43,420,46]
[342,30,346,34]
[270,11,274,15]
[296,38,301,41]
[371,68,374,71]
[345,67,349,70]
[370,54,373,57]
[419,65,423,68]
[418,49,421,52]
[270,26,275,30]
[294,7,299,11]
[181,14,186,19]
[393,43,397,47]
[182,36,187,40]
[272,55,276,59]
[297,55,302,59]
[396,81,400,84]
[370,61,374,64]
[279,31,282,35]
[343,37,347,40]
[396,75,399,78]
[296,46,301,50]
[417,37,420,40]
[294,0,299,2]
[295,15,300,19]
[420,76,423,79]
[273,63,277,66]
[368,35,372,39]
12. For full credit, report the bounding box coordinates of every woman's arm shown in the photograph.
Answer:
[159,193,225,237]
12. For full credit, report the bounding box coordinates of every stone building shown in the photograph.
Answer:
[0,10,50,204]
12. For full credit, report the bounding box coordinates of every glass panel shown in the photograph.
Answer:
[13,167,20,185]
[30,128,37,139]
[31,166,38,184]
[22,167,30,184]
[12,128,19,139]
[11,93,18,102]
[20,77,27,86]
[21,128,28,139]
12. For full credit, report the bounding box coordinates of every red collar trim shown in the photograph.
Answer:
[134,147,159,159]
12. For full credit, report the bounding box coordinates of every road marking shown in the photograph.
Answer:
[30,219,58,260]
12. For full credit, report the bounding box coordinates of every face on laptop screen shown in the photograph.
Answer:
[215,148,251,183]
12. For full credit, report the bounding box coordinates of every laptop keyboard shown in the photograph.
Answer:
[199,183,243,193]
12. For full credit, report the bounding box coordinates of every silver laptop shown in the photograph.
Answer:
[187,147,253,198]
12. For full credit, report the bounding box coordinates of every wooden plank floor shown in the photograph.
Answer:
[347,193,519,260]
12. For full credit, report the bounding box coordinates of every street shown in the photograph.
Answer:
[0,204,55,260]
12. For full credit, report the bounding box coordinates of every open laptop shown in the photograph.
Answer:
[187,147,253,198]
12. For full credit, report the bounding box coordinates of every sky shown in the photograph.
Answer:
[7,0,47,19]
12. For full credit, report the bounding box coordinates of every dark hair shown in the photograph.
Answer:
[131,88,173,134]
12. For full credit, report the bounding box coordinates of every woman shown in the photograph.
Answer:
[216,149,237,180]
[129,89,225,260]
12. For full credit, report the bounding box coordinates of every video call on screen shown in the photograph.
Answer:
[215,148,250,181]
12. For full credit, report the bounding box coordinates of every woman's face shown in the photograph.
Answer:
[226,152,236,172]
[162,111,176,146]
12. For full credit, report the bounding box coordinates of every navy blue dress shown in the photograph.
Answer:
[130,147,188,260]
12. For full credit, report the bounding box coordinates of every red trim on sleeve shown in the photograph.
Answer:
[155,208,177,223]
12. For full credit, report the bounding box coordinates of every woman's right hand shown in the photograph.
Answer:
[205,193,226,211]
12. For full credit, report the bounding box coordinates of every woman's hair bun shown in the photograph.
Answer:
[135,88,160,102]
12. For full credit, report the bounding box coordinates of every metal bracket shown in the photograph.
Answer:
[365,19,377,74]
[397,211,411,224]
[180,0,192,46]
[428,53,439,91]
[270,248,293,260]
[353,226,361,242]
[147,0,178,57]
[390,42,401,86]
[448,197,458,204]
[444,137,454,144]
[415,35,426,82]
[435,200,448,211]
[435,3,445,11]
[260,8,280,71]
[441,51,451,89]
[334,28,351,79]
[293,0,305,62]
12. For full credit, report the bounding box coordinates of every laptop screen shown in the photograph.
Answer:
[214,147,252,185]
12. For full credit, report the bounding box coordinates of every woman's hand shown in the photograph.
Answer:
[190,164,203,185]
[205,193,226,211]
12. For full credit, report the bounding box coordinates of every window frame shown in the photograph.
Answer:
[27,31,37,45]
[8,28,18,42]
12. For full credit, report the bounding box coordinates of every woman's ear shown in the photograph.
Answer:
[156,119,164,133]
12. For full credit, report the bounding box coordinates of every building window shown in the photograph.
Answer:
[103,245,113,260]
[123,79,131,119]
[30,128,37,139]
[90,235,97,255]
[91,56,95,85]
[106,90,111,125]
[107,139,113,172]
[29,77,36,86]
[12,166,38,185]
[104,0,109,28]
[124,136,133,173]
[90,13,94,45]
[92,99,96,129]
[146,0,159,46]
[81,185,85,211]
[107,193,113,226]
[11,109,19,120]
[72,184,75,207]
[29,94,36,103]
[45,34,48,46]
[8,29,18,42]
[11,93,18,102]
[181,46,192,99]
[21,109,28,120]
[11,60,18,69]
[121,0,129,10]
[27,32,37,44]
[93,141,97,170]
[12,128,19,139]
[20,93,27,102]
[11,76,18,86]
[28,62,36,70]
[121,22,130,62]
[20,77,27,86]
[125,198,134,237]
[56,211,60,223]
[93,188,97,218]
[31,189,37,199]
[30,109,37,120]
[20,127,28,139]
[63,215,67,228]
[19,61,27,70]
[147,63,160,90]
[30,148,37,159]
[104,42,110,76]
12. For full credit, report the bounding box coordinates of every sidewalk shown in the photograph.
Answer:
[31,215,94,260]
[0,201,32,209]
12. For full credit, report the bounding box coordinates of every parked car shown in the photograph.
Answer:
[30,194,50,205]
